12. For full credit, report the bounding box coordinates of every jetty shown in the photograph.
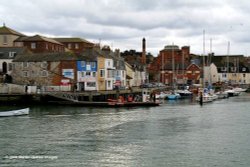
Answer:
[0,84,162,107]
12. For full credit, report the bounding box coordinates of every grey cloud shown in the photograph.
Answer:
[1,0,250,56]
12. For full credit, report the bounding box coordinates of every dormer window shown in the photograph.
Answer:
[75,43,79,49]
[31,43,36,49]
[242,67,246,72]
[68,43,72,49]
[231,67,236,72]
[221,67,227,71]
[9,52,16,58]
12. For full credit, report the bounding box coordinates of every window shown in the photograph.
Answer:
[91,62,96,68]
[242,68,246,72]
[9,52,16,58]
[41,70,48,77]
[81,72,85,77]
[8,63,12,71]
[108,81,111,87]
[92,72,96,77]
[31,43,36,49]
[87,82,96,87]
[46,43,48,50]
[68,43,72,49]
[122,71,125,78]
[75,43,79,49]
[81,61,86,67]
[222,73,227,78]
[108,61,110,66]
[23,71,29,77]
[3,35,7,45]
[243,74,246,77]
[221,67,227,71]
[86,72,91,76]
[12,63,15,70]
[231,67,236,72]
[23,62,29,68]
[41,62,47,68]
[100,69,105,77]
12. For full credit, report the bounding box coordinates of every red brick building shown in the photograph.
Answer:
[54,38,94,55]
[14,35,65,53]
[148,45,191,84]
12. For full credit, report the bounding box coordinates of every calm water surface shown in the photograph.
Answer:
[1,94,250,167]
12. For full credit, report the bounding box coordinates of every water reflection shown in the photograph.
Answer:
[1,94,250,166]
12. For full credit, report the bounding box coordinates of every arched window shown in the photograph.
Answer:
[2,62,7,73]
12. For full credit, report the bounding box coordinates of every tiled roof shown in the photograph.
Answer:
[13,52,77,62]
[19,35,64,45]
[0,25,26,36]
[54,37,94,44]
[0,47,27,59]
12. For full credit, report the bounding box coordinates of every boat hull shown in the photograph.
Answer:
[0,108,29,117]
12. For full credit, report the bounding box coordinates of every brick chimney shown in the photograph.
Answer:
[141,38,146,64]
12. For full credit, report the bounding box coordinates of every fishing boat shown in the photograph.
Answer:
[0,108,29,117]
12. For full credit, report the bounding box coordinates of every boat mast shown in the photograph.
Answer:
[172,42,175,89]
[203,30,205,88]
[227,41,230,84]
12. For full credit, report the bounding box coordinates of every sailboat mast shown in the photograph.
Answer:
[203,30,205,88]
[172,42,175,89]
[227,41,230,83]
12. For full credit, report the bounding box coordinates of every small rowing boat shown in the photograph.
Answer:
[0,108,29,117]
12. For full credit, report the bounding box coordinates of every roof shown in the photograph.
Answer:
[80,48,105,60]
[162,45,180,51]
[14,36,30,42]
[13,52,77,62]
[19,35,64,45]
[54,37,94,44]
[0,25,26,36]
[0,47,27,59]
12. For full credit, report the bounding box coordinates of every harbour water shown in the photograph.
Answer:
[1,93,250,167]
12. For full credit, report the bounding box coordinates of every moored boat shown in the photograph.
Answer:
[176,89,193,98]
[0,108,29,117]
[167,92,181,100]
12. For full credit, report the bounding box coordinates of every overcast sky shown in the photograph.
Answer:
[1,0,250,56]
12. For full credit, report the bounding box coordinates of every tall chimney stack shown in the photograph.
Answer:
[141,38,146,64]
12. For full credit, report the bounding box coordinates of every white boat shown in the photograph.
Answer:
[196,93,214,103]
[225,89,241,97]
[215,91,229,99]
[0,108,29,117]
[233,87,247,92]
[155,92,169,99]
[176,89,193,98]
